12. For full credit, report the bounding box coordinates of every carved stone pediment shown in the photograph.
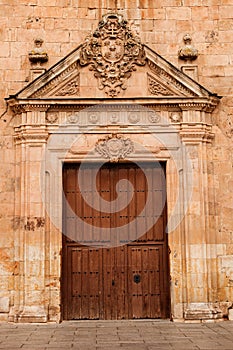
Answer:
[9,13,219,103]
[29,63,80,98]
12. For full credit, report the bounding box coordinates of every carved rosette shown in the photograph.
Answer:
[80,13,146,97]
[170,113,182,123]
[95,135,134,162]
[46,113,58,124]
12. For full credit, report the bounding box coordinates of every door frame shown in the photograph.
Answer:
[61,161,171,320]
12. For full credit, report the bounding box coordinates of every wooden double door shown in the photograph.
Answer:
[62,162,170,320]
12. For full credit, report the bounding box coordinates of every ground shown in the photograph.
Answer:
[0,320,233,350]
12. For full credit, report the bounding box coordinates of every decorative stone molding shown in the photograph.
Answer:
[109,112,119,124]
[148,61,197,97]
[28,38,48,65]
[180,124,214,143]
[54,77,79,96]
[148,74,175,96]
[88,113,100,124]
[95,134,134,162]
[67,113,79,124]
[148,111,161,123]
[178,34,198,62]
[80,13,146,97]
[178,101,218,112]
[14,131,49,144]
[170,113,182,123]
[46,113,58,124]
[128,112,140,124]
[30,63,79,98]
[184,303,222,320]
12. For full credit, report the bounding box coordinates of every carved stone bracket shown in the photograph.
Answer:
[80,13,146,97]
[95,134,134,162]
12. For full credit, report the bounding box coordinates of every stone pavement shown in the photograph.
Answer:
[0,320,232,350]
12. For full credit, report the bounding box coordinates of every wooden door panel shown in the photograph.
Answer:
[103,248,115,319]
[67,247,102,319]
[62,162,170,320]
[114,246,128,319]
[128,245,165,319]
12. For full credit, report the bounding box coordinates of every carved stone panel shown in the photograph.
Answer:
[148,74,175,96]
[80,13,146,97]
[95,134,134,162]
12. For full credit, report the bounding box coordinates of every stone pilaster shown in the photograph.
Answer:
[178,106,222,320]
[9,109,49,322]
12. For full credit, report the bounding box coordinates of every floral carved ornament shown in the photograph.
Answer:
[80,13,146,97]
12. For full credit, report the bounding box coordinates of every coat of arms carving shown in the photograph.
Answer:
[80,13,146,97]
[95,134,134,162]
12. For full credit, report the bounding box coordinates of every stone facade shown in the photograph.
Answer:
[0,1,232,322]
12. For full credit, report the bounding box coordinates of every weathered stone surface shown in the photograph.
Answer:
[0,1,232,323]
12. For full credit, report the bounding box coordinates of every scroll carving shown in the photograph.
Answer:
[148,74,174,96]
[55,77,79,96]
[80,13,146,97]
[95,134,134,162]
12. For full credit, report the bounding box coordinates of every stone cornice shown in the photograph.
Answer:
[7,96,220,114]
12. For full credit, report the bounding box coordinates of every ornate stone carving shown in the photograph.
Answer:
[148,62,197,97]
[148,111,161,123]
[30,63,79,98]
[148,74,174,96]
[170,113,182,123]
[128,112,140,124]
[110,113,119,124]
[80,13,146,97]
[178,34,198,61]
[46,113,58,124]
[88,113,99,124]
[67,113,79,124]
[95,134,134,162]
[54,77,79,96]
[28,38,48,65]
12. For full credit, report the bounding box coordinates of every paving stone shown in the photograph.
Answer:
[0,320,233,349]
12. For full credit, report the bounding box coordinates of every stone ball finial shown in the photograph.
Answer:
[178,33,198,61]
[28,38,48,65]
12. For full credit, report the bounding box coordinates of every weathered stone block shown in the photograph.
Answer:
[0,297,9,313]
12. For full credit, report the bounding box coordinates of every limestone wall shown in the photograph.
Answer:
[0,0,232,320]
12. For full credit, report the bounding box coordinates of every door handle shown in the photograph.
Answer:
[112,280,115,286]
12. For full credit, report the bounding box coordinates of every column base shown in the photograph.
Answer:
[9,306,48,323]
[184,303,223,321]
